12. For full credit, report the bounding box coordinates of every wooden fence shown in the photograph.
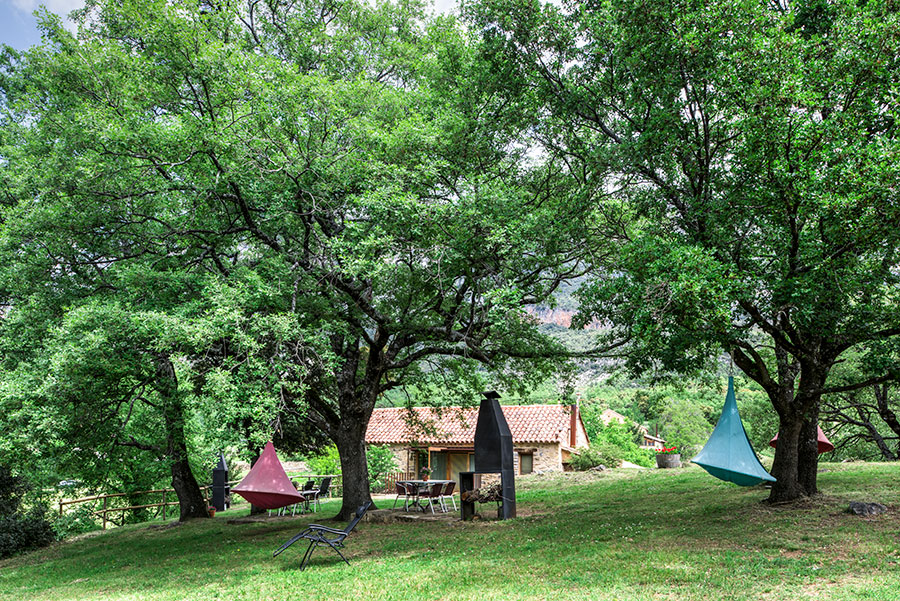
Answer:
[58,474,342,529]
[376,471,416,494]
[58,486,218,530]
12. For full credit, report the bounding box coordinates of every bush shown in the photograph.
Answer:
[366,445,398,492]
[304,445,341,475]
[52,505,100,539]
[591,421,656,468]
[0,511,56,558]
[571,442,624,470]
[0,465,55,558]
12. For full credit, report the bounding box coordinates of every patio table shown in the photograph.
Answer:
[398,480,453,512]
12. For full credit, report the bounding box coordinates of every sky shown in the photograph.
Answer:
[0,0,84,50]
[0,0,459,52]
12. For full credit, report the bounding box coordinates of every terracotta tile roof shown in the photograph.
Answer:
[365,405,577,445]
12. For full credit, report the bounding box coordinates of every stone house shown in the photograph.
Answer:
[365,404,590,483]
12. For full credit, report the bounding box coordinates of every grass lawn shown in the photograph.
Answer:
[1,463,898,600]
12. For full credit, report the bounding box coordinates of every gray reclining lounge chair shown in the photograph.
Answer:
[273,502,372,570]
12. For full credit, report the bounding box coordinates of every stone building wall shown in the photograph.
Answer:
[374,441,570,477]
[385,444,413,474]
[514,442,564,473]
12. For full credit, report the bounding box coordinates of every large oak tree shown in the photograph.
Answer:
[1,0,591,518]
[466,0,900,501]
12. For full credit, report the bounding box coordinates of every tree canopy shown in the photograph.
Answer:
[0,0,592,518]
[465,0,900,500]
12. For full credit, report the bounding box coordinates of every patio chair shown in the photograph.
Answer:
[273,502,372,571]
[270,481,306,517]
[422,481,445,514]
[278,483,308,517]
[440,481,457,512]
[391,481,408,510]
[308,477,331,512]
[392,481,418,511]
[297,480,317,513]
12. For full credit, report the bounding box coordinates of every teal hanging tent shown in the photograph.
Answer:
[692,377,776,486]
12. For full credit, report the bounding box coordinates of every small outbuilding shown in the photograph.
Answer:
[600,409,667,450]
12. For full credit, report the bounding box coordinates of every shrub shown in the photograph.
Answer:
[304,445,341,475]
[0,466,55,558]
[571,442,623,470]
[0,511,56,558]
[591,421,656,468]
[52,505,100,539]
[366,445,399,492]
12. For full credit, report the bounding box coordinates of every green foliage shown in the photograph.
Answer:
[0,0,591,518]
[467,0,900,500]
[583,421,655,468]
[570,442,622,470]
[577,401,606,443]
[51,506,100,540]
[656,397,712,461]
[0,466,55,558]
[304,446,341,476]
[366,445,399,492]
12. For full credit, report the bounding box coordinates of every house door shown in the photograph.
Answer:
[429,451,448,480]
[448,453,474,484]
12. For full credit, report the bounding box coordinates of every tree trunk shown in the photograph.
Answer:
[334,413,374,521]
[797,410,820,495]
[768,403,821,502]
[768,413,805,503]
[171,451,208,520]
[166,405,209,520]
[156,354,209,520]
[874,384,900,460]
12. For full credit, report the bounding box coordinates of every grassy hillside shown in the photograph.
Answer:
[2,463,898,601]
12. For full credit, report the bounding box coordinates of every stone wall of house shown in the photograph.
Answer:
[536,442,563,471]
[382,444,413,474]
[515,442,563,473]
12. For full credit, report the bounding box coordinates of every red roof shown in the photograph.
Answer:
[366,405,579,446]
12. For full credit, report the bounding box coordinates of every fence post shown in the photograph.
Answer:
[59,500,63,518]
[161,490,166,519]
[102,496,108,530]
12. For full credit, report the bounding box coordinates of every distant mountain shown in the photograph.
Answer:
[526,305,604,330]
[525,277,622,388]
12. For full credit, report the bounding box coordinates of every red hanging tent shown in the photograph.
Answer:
[232,441,307,510]
[769,425,835,454]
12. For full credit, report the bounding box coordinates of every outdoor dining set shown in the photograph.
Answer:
[392,480,457,513]
[271,476,333,517]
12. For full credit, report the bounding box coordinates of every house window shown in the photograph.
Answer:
[519,452,534,475]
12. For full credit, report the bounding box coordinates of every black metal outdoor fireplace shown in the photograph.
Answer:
[211,452,230,512]
[460,391,516,520]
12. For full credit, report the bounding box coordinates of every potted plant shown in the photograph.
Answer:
[655,446,681,468]
[208,505,216,518]
[419,466,432,481]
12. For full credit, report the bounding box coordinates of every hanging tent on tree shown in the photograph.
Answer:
[769,426,835,454]
[692,377,777,486]
[232,441,307,510]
